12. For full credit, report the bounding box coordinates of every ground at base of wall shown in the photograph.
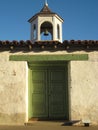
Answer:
[0,123,98,130]
[25,120,98,127]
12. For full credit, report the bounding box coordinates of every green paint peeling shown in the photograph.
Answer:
[9,54,88,61]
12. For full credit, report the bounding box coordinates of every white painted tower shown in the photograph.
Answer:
[28,1,64,43]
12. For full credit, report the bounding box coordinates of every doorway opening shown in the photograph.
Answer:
[28,62,69,120]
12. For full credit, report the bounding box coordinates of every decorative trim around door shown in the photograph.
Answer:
[9,54,88,61]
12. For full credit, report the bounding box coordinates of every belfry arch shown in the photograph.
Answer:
[40,21,53,40]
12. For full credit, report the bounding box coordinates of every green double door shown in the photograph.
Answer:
[28,63,68,119]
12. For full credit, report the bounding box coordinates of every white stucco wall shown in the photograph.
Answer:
[0,51,98,125]
[0,52,27,125]
[70,52,98,125]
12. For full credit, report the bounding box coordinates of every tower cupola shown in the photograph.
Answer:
[28,1,64,43]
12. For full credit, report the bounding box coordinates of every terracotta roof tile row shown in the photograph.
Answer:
[0,40,98,52]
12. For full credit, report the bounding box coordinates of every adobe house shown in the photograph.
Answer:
[0,1,98,125]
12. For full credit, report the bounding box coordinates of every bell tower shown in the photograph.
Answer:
[28,1,64,43]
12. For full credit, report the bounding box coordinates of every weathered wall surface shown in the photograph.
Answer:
[70,52,98,125]
[0,52,27,125]
[0,50,98,125]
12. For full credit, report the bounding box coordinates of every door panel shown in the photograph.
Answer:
[31,70,48,117]
[49,68,66,118]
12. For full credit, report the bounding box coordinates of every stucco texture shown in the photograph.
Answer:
[0,52,27,125]
[0,51,98,125]
[70,59,98,125]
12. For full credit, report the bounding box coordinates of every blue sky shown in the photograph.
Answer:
[0,0,98,41]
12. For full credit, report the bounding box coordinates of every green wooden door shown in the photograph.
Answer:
[28,63,68,119]
[31,69,48,117]
[48,67,66,118]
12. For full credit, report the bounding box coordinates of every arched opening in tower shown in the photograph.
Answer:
[40,21,53,41]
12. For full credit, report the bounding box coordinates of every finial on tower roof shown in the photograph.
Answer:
[45,0,48,6]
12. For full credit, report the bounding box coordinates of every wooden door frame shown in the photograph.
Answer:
[28,61,69,120]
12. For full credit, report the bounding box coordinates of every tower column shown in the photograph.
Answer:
[37,23,40,41]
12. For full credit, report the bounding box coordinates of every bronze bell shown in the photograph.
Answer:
[44,29,49,36]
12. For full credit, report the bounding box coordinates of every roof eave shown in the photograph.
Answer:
[28,12,41,23]
[55,14,64,23]
[28,13,64,23]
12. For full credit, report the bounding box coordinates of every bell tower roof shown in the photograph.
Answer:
[40,3,52,13]
[28,3,64,23]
